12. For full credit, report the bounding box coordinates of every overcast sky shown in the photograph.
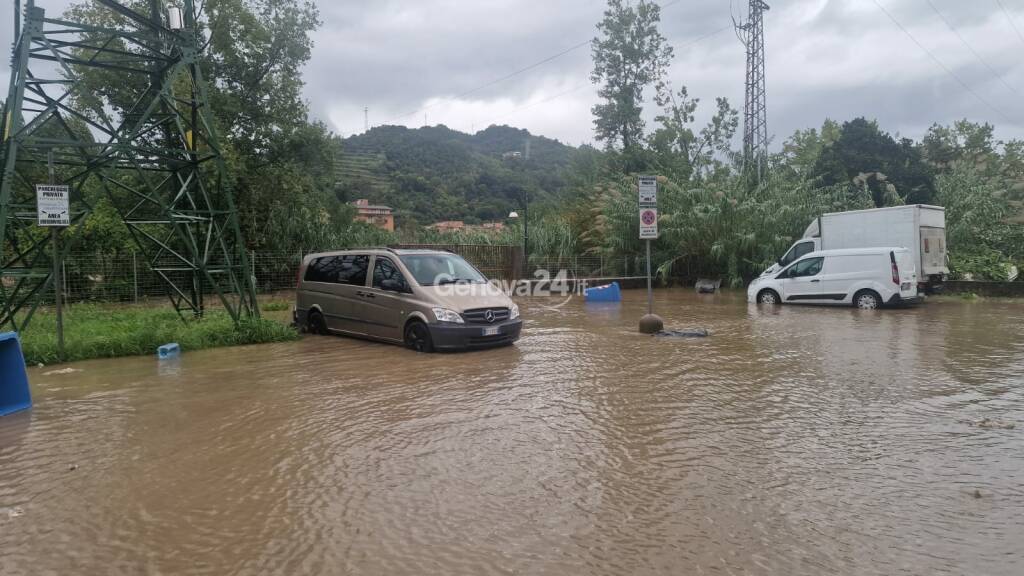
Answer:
[4,0,1024,148]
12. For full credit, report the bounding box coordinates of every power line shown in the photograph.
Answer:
[925,0,1020,98]
[871,0,1011,123]
[995,0,1024,47]
[471,23,733,131]
[382,0,684,125]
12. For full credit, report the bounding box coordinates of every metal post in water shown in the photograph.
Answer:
[132,250,138,303]
[48,150,64,359]
[646,239,652,315]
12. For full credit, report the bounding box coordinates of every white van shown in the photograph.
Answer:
[747,248,921,309]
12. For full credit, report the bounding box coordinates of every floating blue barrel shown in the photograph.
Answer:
[0,332,32,417]
[585,281,622,303]
[157,343,181,359]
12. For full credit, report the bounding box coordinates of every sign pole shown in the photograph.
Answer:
[646,239,652,315]
[637,175,663,334]
[47,150,64,360]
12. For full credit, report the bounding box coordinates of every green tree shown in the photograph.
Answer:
[62,0,350,253]
[590,0,673,155]
[648,84,738,182]
[781,119,840,177]
[813,117,935,206]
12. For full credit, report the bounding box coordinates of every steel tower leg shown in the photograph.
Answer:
[0,0,258,331]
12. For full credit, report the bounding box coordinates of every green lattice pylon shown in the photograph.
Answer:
[0,0,259,331]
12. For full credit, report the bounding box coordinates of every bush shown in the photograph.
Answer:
[948,249,1011,281]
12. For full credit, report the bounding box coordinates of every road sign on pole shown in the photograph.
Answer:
[638,175,658,205]
[637,175,662,329]
[639,208,658,240]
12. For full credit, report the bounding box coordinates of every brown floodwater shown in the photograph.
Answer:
[1,290,1023,575]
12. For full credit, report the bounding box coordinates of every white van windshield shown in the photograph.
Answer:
[399,253,487,286]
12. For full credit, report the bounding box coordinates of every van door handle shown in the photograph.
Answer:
[356,290,375,298]
[810,279,821,283]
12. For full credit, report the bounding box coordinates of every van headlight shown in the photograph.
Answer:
[509,303,519,320]
[432,307,464,323]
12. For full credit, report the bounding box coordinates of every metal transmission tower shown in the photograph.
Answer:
[0,0,259,331]
[733,0,770,180]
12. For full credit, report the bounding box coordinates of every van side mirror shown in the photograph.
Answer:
[381,278,407,292]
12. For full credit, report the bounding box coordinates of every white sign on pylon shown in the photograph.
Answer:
[36,184,70,227]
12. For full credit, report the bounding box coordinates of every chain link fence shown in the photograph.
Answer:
[35,247,673,306]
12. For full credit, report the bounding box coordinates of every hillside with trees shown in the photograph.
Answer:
[337,124,592,227]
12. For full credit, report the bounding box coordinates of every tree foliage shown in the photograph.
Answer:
[590,0,673,155]
[648,85,739,182]
[813,117,935,206]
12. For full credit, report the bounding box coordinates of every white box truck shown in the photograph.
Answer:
[763,205,949,292]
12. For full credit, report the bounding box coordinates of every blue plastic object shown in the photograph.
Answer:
[584,281,622,303]
[157,343,181,359]
[0,332,32,417]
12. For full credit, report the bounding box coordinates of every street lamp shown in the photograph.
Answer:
[508,206,527,277]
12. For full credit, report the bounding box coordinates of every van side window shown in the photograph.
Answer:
[304,256,335,283]
[335,255,370,285]
[372,257,409,292]
[786,257,824,278]
[304,255,369,285]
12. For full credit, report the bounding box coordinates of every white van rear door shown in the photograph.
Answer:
[895,250,918,297]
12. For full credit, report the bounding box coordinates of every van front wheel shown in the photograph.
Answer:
[404,321,435,353]
[853,290,881,310]
[757,289,781,305]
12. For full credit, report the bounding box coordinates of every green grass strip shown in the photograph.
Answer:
[18,304,299,366]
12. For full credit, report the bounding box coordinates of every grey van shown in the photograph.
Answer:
[294,248,522,352]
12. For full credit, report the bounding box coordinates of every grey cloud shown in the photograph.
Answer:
[3,0,1024,147]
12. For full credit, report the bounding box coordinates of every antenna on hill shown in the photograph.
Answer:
[733,0,770,181]
[364,107,369,132]
[524,138,531,161]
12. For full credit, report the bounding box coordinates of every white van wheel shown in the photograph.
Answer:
[854,291,881,310]
[757,289,780,305]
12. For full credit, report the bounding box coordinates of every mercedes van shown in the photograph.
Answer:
[294,248,522,351]
[747,248,921,309]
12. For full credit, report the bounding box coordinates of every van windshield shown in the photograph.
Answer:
[399,253,487,286]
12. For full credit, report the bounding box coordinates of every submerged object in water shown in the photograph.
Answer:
[654,328,710,338]
[157,343,181,359]
[695,278,721,294]
[585,281,621,302]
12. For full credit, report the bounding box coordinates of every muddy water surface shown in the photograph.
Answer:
[1,291,1023,575]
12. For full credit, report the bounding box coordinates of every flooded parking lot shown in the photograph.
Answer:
[2,290,1023,575]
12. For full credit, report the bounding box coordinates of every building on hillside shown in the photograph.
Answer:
[427,220,465,232]
[352,199,394,231]
[426,220,505,233]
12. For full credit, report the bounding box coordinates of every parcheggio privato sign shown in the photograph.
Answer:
[36,184,70,227]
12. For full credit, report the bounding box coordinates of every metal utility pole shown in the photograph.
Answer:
[522,138,530,277]
[0,0,259,331]
[734,0,770,181]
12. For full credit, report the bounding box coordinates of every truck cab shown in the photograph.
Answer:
[762,238,820,277]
